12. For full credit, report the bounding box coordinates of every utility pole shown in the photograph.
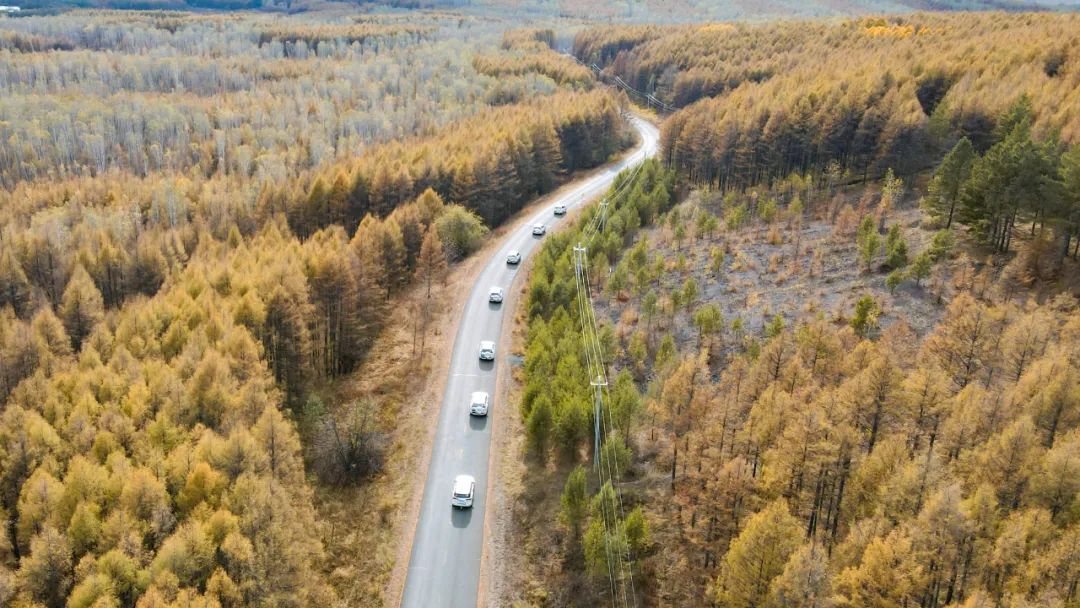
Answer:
[573,244,586,275]
[592,375,607,468]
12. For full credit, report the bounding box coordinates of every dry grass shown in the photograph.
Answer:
[315,280,454,607]
[767,252,781,274]
[766,224,783,245]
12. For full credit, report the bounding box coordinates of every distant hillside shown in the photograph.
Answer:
[9,0,277,11]
[349,0,891,22]
[5,0,1078,18]
[371,0,1075,21]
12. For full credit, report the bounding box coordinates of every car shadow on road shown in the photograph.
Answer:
[478,360,494,372]
[451,507,473,528]
[469,415,488,432]
[487,302,501,312]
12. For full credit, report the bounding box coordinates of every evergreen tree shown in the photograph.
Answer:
[909,252,932,287]
[0,247,32,317]
[856,216,881,273]
[1059,145,1080,259]
[884,225,908,269]
[958,102,1059,253]
[560,465,588,543]
[59,264,104,352]
[926,137,975,228]
[851,295,879,338]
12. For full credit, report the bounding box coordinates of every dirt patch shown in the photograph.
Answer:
[599,208,944,348]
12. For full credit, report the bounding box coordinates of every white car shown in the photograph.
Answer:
[553,204,567,216]
[469,391,490,416]
[506,250,521,265]
[488,287,504,303]
[531,223,546,236]
[479,340,496,361]
[452,474,475,508]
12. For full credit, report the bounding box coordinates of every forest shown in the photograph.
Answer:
[498,10,1080,608]
[576,14,1079,187]
[513,142,1080,608]
[0,10,629,607]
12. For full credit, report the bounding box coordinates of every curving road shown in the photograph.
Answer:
[400,116,659,608]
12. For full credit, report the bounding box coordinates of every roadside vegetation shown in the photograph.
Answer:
[506,13,1080,608]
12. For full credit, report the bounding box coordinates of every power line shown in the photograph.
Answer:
[558,56,656,602]
[569,159,650,608]
[564,52,680,114]
[572,245,620,608]
[581,254,638,606]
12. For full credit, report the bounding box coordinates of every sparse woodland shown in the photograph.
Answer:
[506,13,1080,608]
[0,11,629,607]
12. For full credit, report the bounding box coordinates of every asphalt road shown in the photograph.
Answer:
[400,116,659,608]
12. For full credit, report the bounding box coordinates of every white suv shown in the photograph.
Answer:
[506,250,521,265]
[470,391,490,416]
[553,204,567,216]
[488,287,504,303]
[479,341,495,361]
[531,223,546,236]
[452,475,475,508]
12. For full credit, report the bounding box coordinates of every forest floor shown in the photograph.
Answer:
[310,146,644,608]
[595,187,947,356]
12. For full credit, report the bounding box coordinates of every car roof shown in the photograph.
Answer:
[471,391,488,402]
